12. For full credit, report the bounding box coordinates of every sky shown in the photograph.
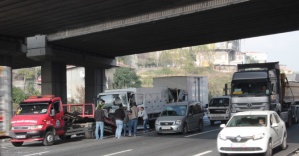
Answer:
[241,30,299,72]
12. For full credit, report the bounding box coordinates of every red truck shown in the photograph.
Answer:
[10,95,116,147]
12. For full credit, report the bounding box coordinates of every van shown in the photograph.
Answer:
[206,96,231,125]
[155,101,204,134]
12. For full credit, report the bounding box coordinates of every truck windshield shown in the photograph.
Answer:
[17,103,49,115]
[209,98,229,107]
[231,81,268,96]
[226,115,267,127]
[161,105,187,116]
[98,93,128,108]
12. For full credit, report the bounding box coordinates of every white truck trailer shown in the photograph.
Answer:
[97,76,208,128]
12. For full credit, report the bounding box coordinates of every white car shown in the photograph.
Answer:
[217,111,287,156]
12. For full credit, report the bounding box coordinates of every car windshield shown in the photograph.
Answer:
[160,105,187,116]
[209,98,230,107]
[226,115,267,127]
[17,103,49,115]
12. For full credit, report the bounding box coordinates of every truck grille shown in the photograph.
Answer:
[209,109,226,114]
[13,126,29,130]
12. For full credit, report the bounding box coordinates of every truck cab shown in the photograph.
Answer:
[206,96,231,125]
[11,95,65,146]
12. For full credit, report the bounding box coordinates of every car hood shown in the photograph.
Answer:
[220,127,267,136]
[11,115,47,125]
[157,116,185,121]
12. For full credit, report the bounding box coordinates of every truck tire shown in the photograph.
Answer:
[286,115,292,127]
[210,120,214,125]
[43,131,55,146]
[11,142,23,147]
[85,130,93,139]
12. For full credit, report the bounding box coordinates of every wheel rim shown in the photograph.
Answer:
[47,134,54,142]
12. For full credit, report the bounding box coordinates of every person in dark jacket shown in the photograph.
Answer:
[114,105,125,139]
[94,106,105,140]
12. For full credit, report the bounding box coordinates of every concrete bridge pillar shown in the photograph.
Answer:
[41,61,67,103]
[85,67,106,103]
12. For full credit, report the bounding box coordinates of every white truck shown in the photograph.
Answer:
[206,96,231,125]
[0,66,12,139]
[97,76,208,128]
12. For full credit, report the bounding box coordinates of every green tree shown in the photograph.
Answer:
[113,67,141,89]
[12,86,27,104]
[25,81,40,96]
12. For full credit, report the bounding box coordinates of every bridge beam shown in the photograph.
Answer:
[26,35,116,68]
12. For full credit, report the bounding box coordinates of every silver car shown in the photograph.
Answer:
[155,101,204,134]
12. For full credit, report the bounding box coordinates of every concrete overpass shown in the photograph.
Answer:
[1,0,299,103]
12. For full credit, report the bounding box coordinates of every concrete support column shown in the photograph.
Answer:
[85,67,106,103]
[41,61,67,103]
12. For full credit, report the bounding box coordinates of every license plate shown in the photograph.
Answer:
[162,126,171,130]
[16,135,26,139]
[231,143,246,147]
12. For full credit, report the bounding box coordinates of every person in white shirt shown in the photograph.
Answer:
[140,107,148,133]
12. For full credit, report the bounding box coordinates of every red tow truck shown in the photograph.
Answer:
[10,95,116,147]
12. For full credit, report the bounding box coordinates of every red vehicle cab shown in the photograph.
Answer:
[11,95,65,147]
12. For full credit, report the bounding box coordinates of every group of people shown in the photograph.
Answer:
[94,100,148,140]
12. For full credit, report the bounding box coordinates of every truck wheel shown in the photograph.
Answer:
[85,130,93,139]
[11,142,23,147]
[210,120,214,125]
[198,119,203,132]
[43,131,55,146]
[286,115,292,127]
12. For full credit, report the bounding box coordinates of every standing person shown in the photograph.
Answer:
[114,105,125,139]
[140,107,148,133]
[128,102,139,137]
[123,107,129,137]
[94,105,105,140]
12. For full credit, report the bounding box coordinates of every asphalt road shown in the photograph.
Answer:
[1,117,299,156]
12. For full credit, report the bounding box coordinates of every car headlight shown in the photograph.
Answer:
[175,120,181,125]
[253,133,265,140]
[155,120,160,125]
[218,133,227,140]
[28,125,43,130]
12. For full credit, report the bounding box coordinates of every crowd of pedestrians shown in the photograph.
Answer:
[94,100,148,140]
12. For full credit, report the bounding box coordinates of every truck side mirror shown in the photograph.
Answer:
[50,109,55,116]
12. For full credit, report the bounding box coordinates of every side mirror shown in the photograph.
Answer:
[205,104,208,108]
[271,123,278,127]
[50,109,55,117]
[220,124,226,128]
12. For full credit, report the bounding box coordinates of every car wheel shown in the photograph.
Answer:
[281,133,287,150]
[219,153,227,156]
[182,124,188,135]
[264,140,272,156]
[11,142,23,147]
[198,119,203,132]
[43,131,55,146]
[210,120,214,125]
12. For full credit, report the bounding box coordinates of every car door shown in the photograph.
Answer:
[187,105,196,130]
[273,113,284,145]
[269,113,279,147]
[51,100,65,135]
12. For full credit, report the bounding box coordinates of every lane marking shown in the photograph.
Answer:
[193,150,212,156]
[185,129,220,138]
[102,149,132,156]
[24,151,49,156]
